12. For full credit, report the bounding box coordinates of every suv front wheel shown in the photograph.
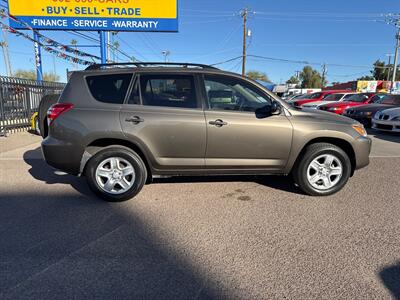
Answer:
[86,147,147,202]
[293,143,351,196]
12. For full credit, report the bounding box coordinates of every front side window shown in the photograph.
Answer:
[345,94,369,102]
[309,93,322,99]
[323,93,344,101]
[139,75,197,109]
[204,76,271,112]
[86,74,132,104]
[370,94,386,103]
[380,95,400,105]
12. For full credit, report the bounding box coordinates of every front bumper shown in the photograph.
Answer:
[353,136,372,170]
[372,119,400,133]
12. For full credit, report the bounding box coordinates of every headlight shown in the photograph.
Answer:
[328,107,340,111]
[362,111,373,116]
[352,124,367,137]
[392,116,400,121]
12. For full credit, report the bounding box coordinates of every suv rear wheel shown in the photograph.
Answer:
[86,147,147,202]
[293,143,351,196]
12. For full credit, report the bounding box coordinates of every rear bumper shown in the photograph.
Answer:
[41,137,83,175]
[354,136,372,170]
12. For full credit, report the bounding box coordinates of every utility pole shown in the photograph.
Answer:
[391,28,400,92]
[386,53,393,81]
[383,14,400,93]
[1,29,12,77]
[321,63,327,88]
[241,8,248,77]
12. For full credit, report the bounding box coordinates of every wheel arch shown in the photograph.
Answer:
[81,138,153,181]
[289,137,356,176]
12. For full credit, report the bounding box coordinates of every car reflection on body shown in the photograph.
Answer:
[301,92,356,109]
[343,94,400,127]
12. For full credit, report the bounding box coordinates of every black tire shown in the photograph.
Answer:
[85,147,147,202]
[293,143,351,196]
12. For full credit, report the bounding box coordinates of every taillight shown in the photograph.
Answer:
[47,103,74,125]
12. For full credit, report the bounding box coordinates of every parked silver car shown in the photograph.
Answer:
[372,107,400,133]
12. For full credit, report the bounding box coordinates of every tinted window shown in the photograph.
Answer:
[323,93,344,101]
[309,93,322,99]
[380,95,400,105]
[86,74,132,104]
[204,75,271,112]
[345,93,369,102]
[139,75,197,109]
[370,94,386,103]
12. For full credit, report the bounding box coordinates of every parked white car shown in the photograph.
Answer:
[301,93,356,109]
[372,107,400,133]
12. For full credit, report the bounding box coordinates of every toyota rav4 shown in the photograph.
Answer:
[42,63,371,201]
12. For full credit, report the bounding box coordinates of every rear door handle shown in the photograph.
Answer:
[125,116,144,124]
[209,119,228,127]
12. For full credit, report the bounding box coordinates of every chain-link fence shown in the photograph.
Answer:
[0,76,65,136]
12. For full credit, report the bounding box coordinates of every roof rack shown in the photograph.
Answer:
[86,62,219,71]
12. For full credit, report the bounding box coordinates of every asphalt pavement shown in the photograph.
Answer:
[1,131,400,299]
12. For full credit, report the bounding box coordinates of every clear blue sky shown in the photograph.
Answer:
[1,0,400,83]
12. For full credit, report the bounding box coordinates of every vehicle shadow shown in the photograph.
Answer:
[379,262,400,300]
[3,150,229,299]
[153,175,302,195]
[25,147,303,196]
[368,129,400,144]
[23,147,93,197]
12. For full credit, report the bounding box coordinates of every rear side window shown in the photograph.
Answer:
[139,75,197,109]
[86,74,132,104]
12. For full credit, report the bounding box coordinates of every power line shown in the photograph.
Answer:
[116,35,147,62]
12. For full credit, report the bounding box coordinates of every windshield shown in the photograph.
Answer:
[322,93,344,101]
[370,94,386,103]
[380,95,400,105]
[344,93,370,103]
[296,94,313,99]
[308,92,322,99]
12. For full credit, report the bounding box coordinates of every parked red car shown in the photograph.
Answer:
[291,90,354,107]
[318,93,386,115]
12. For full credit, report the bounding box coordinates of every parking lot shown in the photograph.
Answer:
[1,130,400,299]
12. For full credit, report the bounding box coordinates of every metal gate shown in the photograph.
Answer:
[0,76,65,136]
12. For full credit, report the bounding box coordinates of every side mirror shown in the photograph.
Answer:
[271,101,281,115]
[255,102,281,118]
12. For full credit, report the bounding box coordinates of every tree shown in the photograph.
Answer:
[246,70,270,82]
[286,76,300,85]
[299,66,323,88]
[357,75,375,81]
[14,69,60,82]
[357,60,400,81]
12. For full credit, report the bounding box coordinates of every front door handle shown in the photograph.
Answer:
[209,119,228,127]
[125,116,144,124]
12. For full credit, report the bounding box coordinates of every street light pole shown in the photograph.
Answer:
[162,50,170,63]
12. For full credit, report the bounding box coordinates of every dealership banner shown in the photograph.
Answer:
[356,81,378,93]
[7,0,178,32]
